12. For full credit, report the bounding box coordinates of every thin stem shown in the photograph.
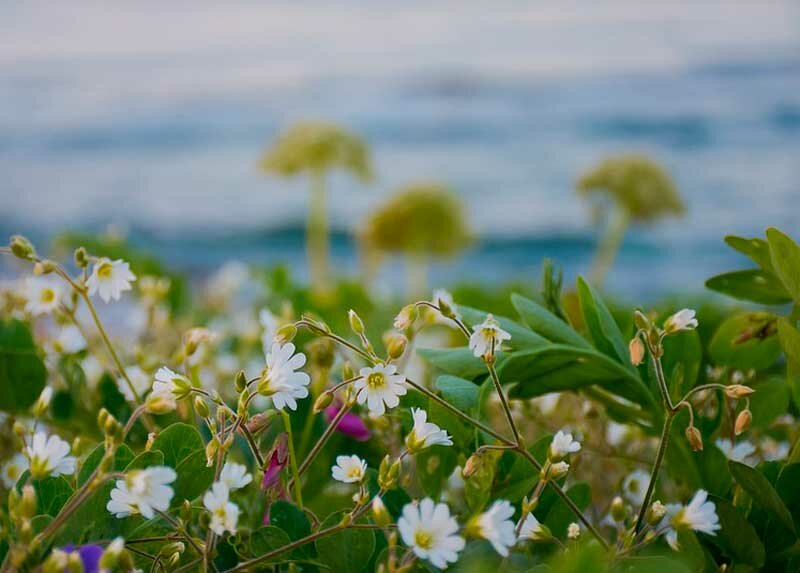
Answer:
[486,360,523,446]
[240,425,265,469]
[282,410,304,508]
[292,404,351,483]
[225,524,345,573]
[679,383,727,404]
[633,412,674,533]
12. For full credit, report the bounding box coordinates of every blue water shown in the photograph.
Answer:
[1,1,799,298]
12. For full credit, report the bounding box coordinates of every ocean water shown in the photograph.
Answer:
[1,1,799,299]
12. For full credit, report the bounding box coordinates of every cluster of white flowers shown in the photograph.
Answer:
[203,461,251,536]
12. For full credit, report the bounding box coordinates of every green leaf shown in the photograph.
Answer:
[511,293,591,348]
[125,450,165,471]
[315,513,376,573]
[435,375,480,415]
[151,422,205,467]
[778,317,800,365]
[417,347,491,379]
[78,444,135,487]
[465,451,498,512]
[459,305,548,349]
[725,235,776,273]
[417,446,458,499]
[706,270,793,305]
[662,330,702,401]
[767,227,800,303]
[694,444,732,497]
[249,526,292,562]
[0,319,46,413]
[32,476,74,517]
[500,345,654,409]
[709,313,782,371]
[749,379,789,429]
[269,500,311,545]
[709,496,765,567]
[172,449,215,504]
[576,276,632,368]
[729,460,796,534]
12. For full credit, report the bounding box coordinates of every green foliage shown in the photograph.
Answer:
[315,513,376,573]
[0,318,46,413]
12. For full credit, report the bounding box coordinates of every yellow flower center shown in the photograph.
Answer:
[40,288,55,304]
[346,466,363,479]
[367,372,386,389]
[97,262,114,279]
[414,530,434,550]
[7,466,19,480]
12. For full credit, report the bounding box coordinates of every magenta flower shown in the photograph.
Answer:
[325,403,371,442]
[262,434,289,525]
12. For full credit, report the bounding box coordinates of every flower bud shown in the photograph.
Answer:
[685,425,703,451]
[393,304,418,331]
[275,324,298,344]
[610,496,626,522]
[205,438,220,467]
[184,327,214,357]
[371,496,392,528]
[180,499,193,522]
[646,500,666,525]
[437,297,458,321]
[9,235,36,261]
[235,370,248,393]
[74,247,89,269]
[633,310,651,332]
[313,391,334,413]
[522,495,538,515]
[462,453,483,479]
[348,309,365,336]
[378,455,401,490]
[725,384,755,399]
[20,485,37,519]
[146,432,156,451]
[386,334,408,360]
[342,361,355,381]
[145,392,176,415]
[542,461,569,481]
[34,387,53,418]
[628,337,645,366]
[735,409,752,435]
[194,396,211,418]
[33,260,56,275]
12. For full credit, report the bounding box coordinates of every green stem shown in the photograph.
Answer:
[307,169,329,294]
[282,410,304,508]
[486,361,523,446]
[633,412,673,533]
[589,208,629,288]
[291,404,351,486]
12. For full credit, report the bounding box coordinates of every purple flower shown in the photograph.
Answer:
[262,434,289,525]
[325,403,371,442]
[62,543,103,573]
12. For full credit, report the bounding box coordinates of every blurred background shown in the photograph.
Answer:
[2,0,799,299]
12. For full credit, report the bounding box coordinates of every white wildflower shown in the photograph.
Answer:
[468,314,511,358]
[549,430,581,460]
[24,277,63,316]
[204,482,240,536]
[257,342,311,411]
[26,432,76,479]
[518,513,549,541]
[471,500,516,557]
[219,462,253,491]
[86,258,136,303]
[664,489,720,550]
[567,522,581,540]
[398,499,465,569]
[331,455,368,484]
[107,466,176,519]
[622,469,651,507]
[1,453,29,488]
[663,308,698,334]
[406,408,453,453]
[354,364,407,415]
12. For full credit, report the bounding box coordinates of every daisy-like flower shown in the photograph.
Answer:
[1,453,29,488]
[470,500,516,557]
[518,513,549,541]
[622,469,651,507]
[398,498,465,569]
[663,489,720,550]
[117,365,150,402]
[257,342,311,411]
[663,308,698,334]
[204,482,240,536]
[24,277,63,316]
[331,455,367,484]
[26,432,76,479]
[715,438,756,464]
[220,462,253,491]
[405,408,453,453]
[468,314,511,358]
[354,363,407,416]
[107,466,176,519]
[86,258,136,303]
[51,325,87,354]
[549,430,581,460]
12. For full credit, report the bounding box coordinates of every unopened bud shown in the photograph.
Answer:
[610,496,626,522]
[245,411,275,435]
[386,334,408,360]
[33,260,56,275]
[629,337,645,366]
[735,409,752,435]
[146,432,156,451]
[194,396,210,418]
[342,361,355,381]
[184,327,214,357]
[543,461,569,481]
[633,310,651,332]
[145,392,176,415]
[205,438,220,467]
[462,453,483,479]
[378,455,401,490]
[393,304,418,331]
[20,485,37,519]
[34,387,53,417]
[521,495,539,516]
[275,324,297,344]
[685,425,703,452]
[348,309,365,336]
[313,392,334,413]
[180,499,193,522]
[646,500,666,525]
[235,370,248,393]
[371,496,392,528]
[725,385,755,399]
[74,247,89,269]
[97,408,110,430]
[9,235,36,261]
[437,297,457,320]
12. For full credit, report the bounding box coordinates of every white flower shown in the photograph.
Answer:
[762,439,790,462]
[81,355,104,388]
[34,386,53,414]
[1,453,29,488]
[406,408,453,453]
[398,499,465,569]
[331,455,368,484]
[52,325,87,354]
[549,430,581,459]
[259,308,279,352]
[24,277,63,316]
[258,342,311,411]
[86,258,136,303]
[26,432,76,479]
[152,366,190,399]
[715,438,756,464]
[664,489,720,550]
[219,462,253,491]
[107,466,176,519]
[535,393,560,416]
[606,421,628,447]
[117,366,150,402]
[567,522,581,540]
[622,469,651,507]
[204,482,240,536]
[518,513,548,541]
[663,308,698,334]
[354,364,408,415]
[468,314,511,358]
[472,500,516,557]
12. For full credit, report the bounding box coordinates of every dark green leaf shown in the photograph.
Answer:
[417,347,491,379]
[543,482,591,539]
[435,375,480,415]
[709,313,782,371]
[151,422,205,467]
[78,443,135,487]
[125,450,165,471]
[315,513,376,573]
[729,460,796,534]
[32,476,74,517]
[172,449,215,504]
[709,495,765,567]
[417,446,458,499]
[705,270,792,305]
[576,276,632,368]
[749,379,789,429]
[249,526,292,562]
[694,444,732,497]
[269,500,311,544]
[511,294,591,348]
[0,319,46,413]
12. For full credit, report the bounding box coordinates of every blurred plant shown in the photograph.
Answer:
[360,182,471,297]
[259,122,373,295]
[577,155,685,286]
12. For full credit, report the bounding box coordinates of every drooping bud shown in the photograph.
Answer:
[348,309,365,336]
[33,260,56,275]
[628,337,645,366]
[462,452,483,479]
[183,327,215,357]
[9,235,36,261]
[371,496,392,528]
[313,391,334,413]
[275,323,298,344]
[245,411,275,435]
[725,385,755,399]
[685,425,703,451]
[633,310,651,332]
[393,304,418,331]
[735,409,752,435]
[436,297,457,321]
[33,386,53,418]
